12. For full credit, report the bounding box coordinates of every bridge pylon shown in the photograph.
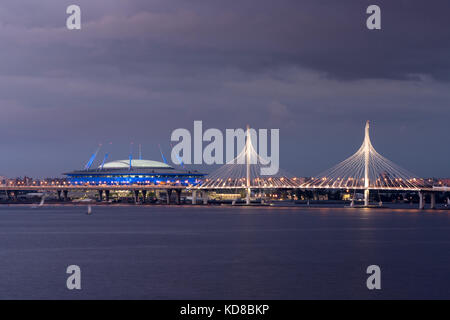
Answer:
[364,121,370,206]
[245,125,251,205]
[195,125,296,200]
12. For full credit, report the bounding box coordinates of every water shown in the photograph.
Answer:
[0,205,448,299]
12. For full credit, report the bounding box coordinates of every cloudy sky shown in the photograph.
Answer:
[0,0,449,178]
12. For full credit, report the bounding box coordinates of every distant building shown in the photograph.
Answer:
[64,159,205,186]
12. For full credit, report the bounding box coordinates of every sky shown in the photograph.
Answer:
[0,0,449,178]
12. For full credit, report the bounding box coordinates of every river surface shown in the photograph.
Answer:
[0,205,448,299]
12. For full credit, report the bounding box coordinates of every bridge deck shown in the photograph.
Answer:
[0,185,186,191]
[0,185,446,192]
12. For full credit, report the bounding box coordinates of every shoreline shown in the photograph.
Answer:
[0,202,448,211]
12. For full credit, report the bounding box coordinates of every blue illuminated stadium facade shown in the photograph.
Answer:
[64,159,205,186]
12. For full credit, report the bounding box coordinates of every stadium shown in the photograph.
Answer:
[64,159,205,186]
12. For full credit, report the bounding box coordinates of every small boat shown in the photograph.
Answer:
[39,195,46,207]
[31,195,46,209]
[86,205,92,215]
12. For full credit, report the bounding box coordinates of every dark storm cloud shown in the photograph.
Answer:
[0,0,449,177]
[2,0,450,80]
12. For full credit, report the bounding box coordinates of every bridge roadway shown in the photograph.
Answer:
[1,185,445,192]
[0,185,447,208]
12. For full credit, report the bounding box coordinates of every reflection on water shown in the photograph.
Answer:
[0,205,448,299]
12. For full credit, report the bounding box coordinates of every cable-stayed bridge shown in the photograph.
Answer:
[194,121,447,208]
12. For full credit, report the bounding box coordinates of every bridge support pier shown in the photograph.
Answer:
[364,189,369,207]
[63,190,69,202]
[98,190,104,202]
[142,190,147,203]
[430,193,436,210]
[313,192,318,201]
[134,190,139,204]
[6,191,16,202]
[175,189,181,205]
[419,192,425,210]
[192,190,197,205]
[203,191,208,205]
[57,190,62,201]
[167,189,172,205]
[105,190,110,202]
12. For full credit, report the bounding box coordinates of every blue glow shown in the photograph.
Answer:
[84,145,102,170]
[159,144,168,164]
[100,153,109,170]
[66,173,203,186]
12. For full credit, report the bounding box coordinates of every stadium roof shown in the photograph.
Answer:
[101,159,172,169]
